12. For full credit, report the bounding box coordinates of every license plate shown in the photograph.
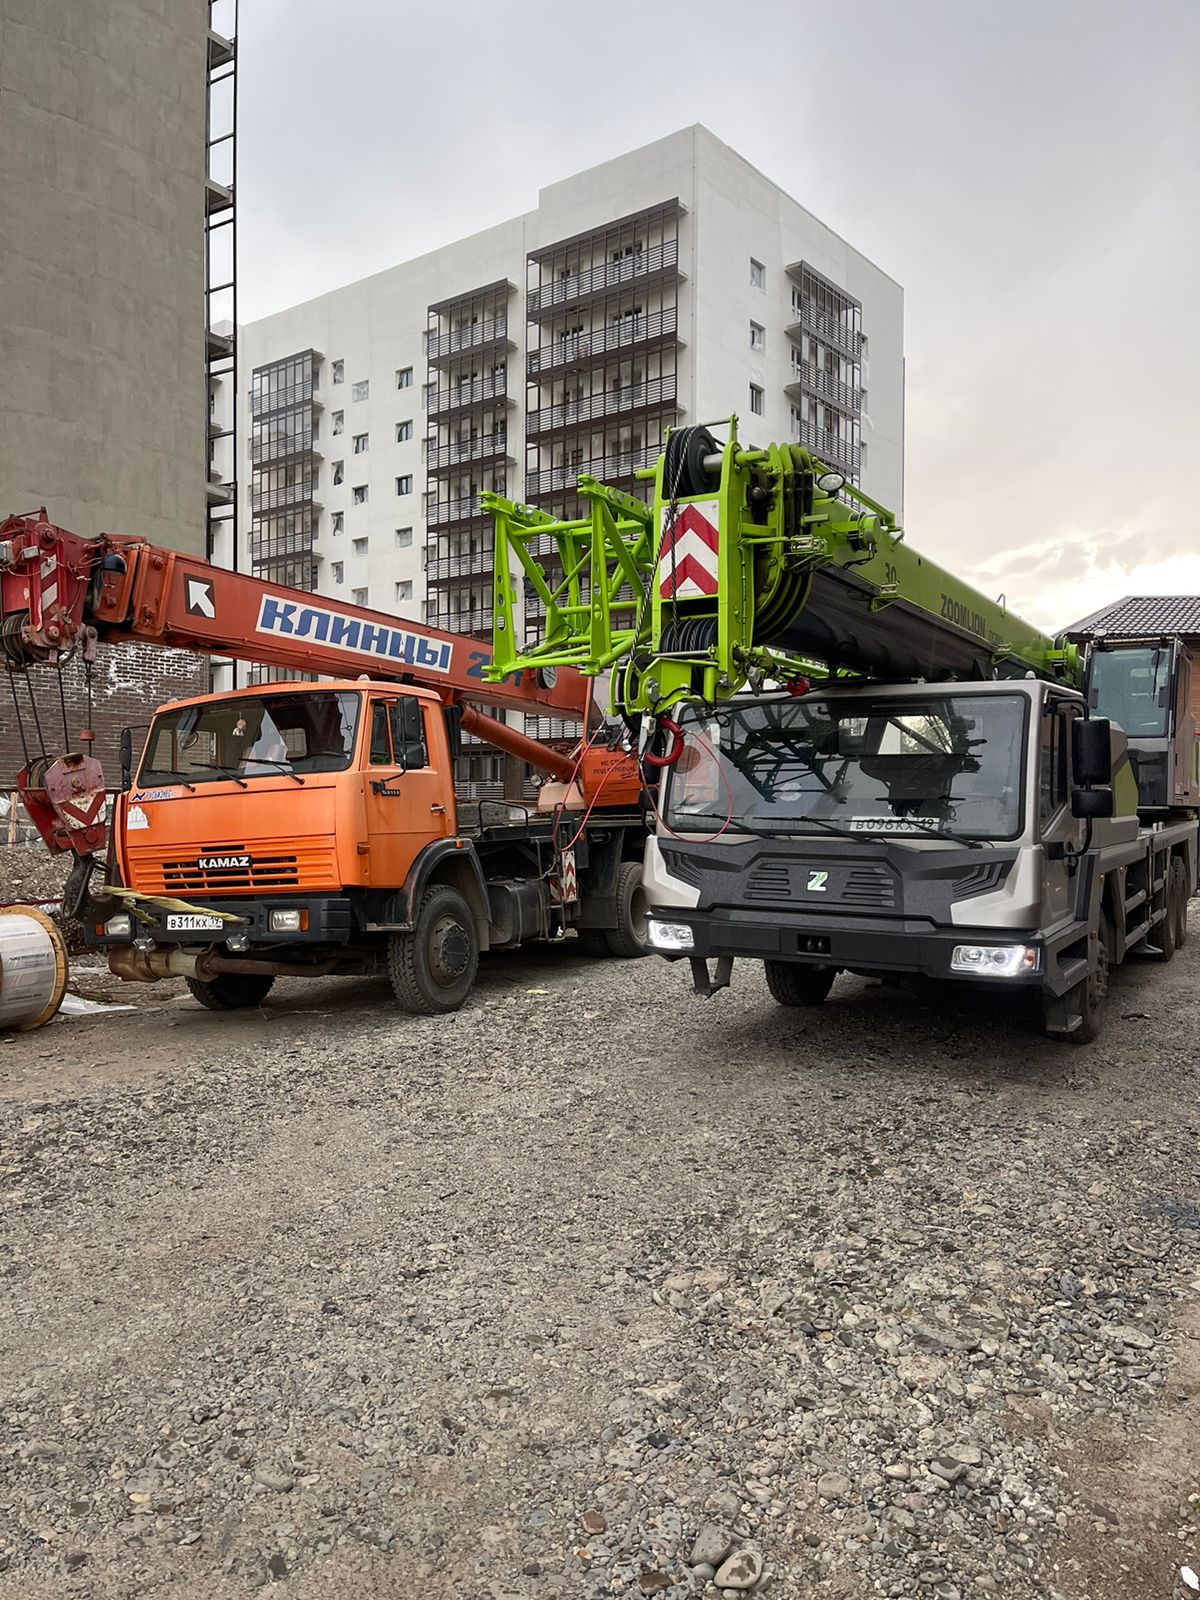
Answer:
[165,913,224,933]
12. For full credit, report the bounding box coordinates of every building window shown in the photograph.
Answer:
[396,474,413,495]
[331,561,344,584]
[352,587,368,606]
[750,321,765,353]
[860,334,869,359]
[331,511,344,535]
[396,366,413,389]
[395,419,413,442]
[332,460,344,485]
[860,388,868,413]
[749,383,764,416]
[353,432,369,453]
[331,411,344,436]
[352,484,368,504]
[395,579,413,602]
[750,258,765,290]
[395,526,413,548]
[332,359,344,384]
[353,537,368,555]
[352,380,369,402]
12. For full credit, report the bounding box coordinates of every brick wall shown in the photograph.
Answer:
[1,644,208,789]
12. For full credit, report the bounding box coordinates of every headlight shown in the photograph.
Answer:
[104,913,132,938]
[951,943,1040,976]
[269,909,303,933]
[648,919,695,952]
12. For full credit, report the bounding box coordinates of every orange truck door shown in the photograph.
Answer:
[361,696,451,890]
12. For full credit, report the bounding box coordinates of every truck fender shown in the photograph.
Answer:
[402,840,492,949]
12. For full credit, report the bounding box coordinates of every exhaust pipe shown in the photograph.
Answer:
[107,947,338,984]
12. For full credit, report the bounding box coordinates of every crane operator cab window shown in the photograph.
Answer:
[1089,647,1171,737]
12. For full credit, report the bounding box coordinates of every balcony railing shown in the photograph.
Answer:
[794,419,861,476]
[525,444,659,499]
[786,301,861,363]
[427,374,510,417]
[430,607,493,637]
[786,361,861,415]
[250,383,317,417]
[426,314,511,363]
[527,240,679,318]
[427,550,494,581]
[250,433,319,464]
[526,376,678,438]
[427,431,512,473]
[526,307,678,380]
[426,494,493,528]
[249,530,315,561]
[249,481,320,513]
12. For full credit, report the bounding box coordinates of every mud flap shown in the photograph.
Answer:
[689,954,734,998]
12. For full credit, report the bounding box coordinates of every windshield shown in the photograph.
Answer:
[665,693,1027,841]
[1089,646,1170,737]
[138,690,361,785]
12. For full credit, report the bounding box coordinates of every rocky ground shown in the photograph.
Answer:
[1,927,1198,1600]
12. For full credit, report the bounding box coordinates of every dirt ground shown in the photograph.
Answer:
[1,928,1198,1600]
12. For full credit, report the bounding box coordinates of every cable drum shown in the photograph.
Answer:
[0,905,69,1031]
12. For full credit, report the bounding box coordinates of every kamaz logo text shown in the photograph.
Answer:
[254,595,453,674]
[198,855,251,870]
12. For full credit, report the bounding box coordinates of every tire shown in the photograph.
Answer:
[603,861,651,958]
[576,928,611,958]
[186,972,275,1011]
[1171,857,1190,949]
[1048,910,1112,1044]
[1147,863,1178,962]
[764,960,837,1007]
[387,885,479,1014]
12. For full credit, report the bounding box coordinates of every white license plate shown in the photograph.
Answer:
[165,913,224,933]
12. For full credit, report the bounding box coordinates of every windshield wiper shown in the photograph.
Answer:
[185,763,249,789]
[243,758,304,785]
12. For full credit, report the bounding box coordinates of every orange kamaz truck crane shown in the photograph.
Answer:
[0,511,645,1014]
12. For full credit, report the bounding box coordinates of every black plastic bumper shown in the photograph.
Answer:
[649,905,1052,988]
[85,895,355,949]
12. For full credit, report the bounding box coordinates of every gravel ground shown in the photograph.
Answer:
[1,924,1198,1600]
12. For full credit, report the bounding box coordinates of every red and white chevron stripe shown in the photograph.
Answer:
[657,502,720,599]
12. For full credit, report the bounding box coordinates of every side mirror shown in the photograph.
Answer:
[119,727,134,791]
[1072,717,1113,787]
[1072,787,1114,819]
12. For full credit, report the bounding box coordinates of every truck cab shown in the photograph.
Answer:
[91,680,647,1013]
[642,675,1195,1041]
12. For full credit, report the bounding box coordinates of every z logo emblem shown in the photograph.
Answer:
[806,870,829,893]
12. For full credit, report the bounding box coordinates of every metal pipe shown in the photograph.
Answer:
[107,946,339,984]
[458,704,576,782]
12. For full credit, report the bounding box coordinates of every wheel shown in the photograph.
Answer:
[576,928,611,958]
[764,960,837,1006]
[603,861,650,958]
[186,972,275,1011]
[1171,857,1190,949]
[1047,910,1112,1044]
[387,885,479,1014]
[1148,864,1178,962]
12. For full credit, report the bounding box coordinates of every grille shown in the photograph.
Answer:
[744,862,792,902]
[952,861,1010,900]
[128,842,341,896]
[841,866,896,909]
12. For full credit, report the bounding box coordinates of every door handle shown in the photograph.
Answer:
[430,803,447,814]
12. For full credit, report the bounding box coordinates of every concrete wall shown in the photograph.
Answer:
[0,0,208,550]
[0,0,211,794]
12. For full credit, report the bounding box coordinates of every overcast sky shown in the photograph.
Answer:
[238,0,1199,633]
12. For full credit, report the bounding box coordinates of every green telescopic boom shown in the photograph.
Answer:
[487,416,1078,714]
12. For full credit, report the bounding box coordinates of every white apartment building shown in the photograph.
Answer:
[231,125,904,787]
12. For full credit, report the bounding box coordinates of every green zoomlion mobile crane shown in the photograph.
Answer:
[487,416,1198,1042]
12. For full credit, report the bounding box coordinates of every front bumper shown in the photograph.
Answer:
[85,895,354,950]
[650,904,1056,989]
